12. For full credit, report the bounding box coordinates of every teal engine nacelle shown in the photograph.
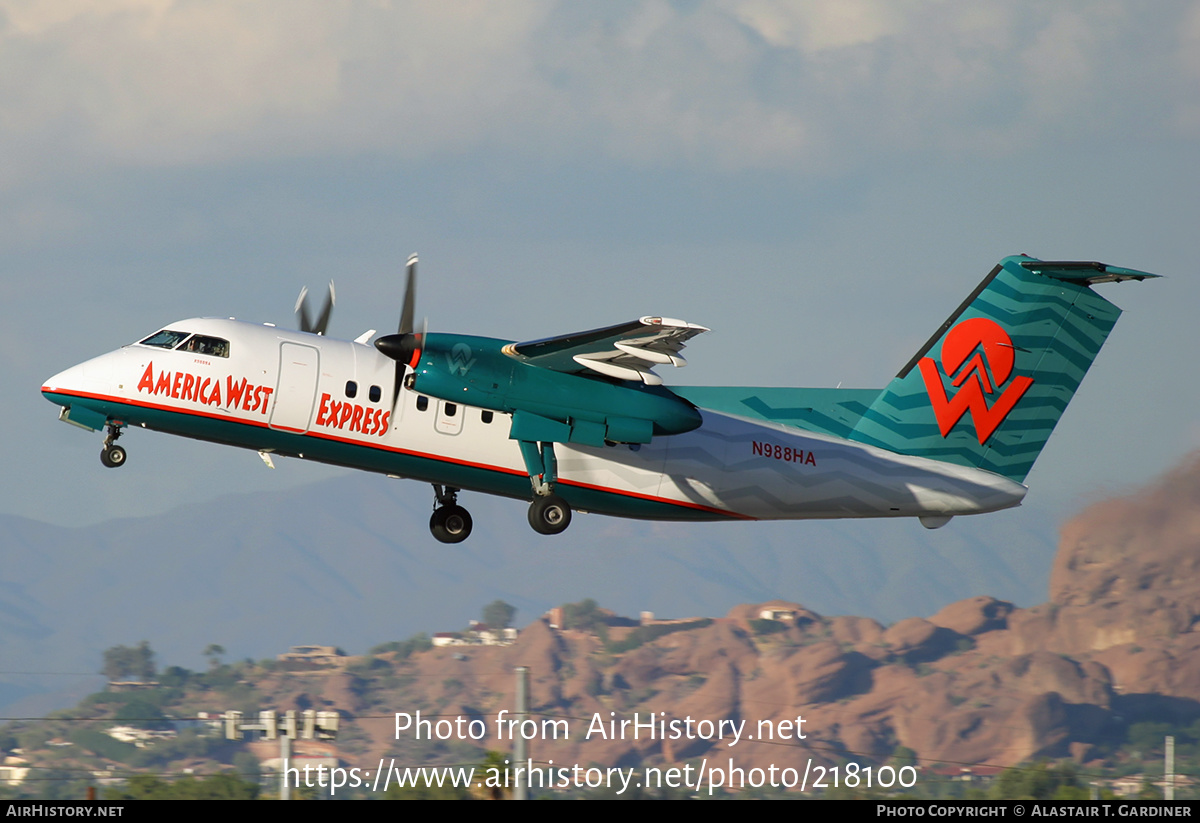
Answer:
[402,333,701,447]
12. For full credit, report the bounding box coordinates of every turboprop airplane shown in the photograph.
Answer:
[42,254,1156,543]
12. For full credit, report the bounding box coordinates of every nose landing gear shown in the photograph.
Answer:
[429,485,472,543]
[100,423,127,468]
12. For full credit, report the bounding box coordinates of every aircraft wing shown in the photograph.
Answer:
[503,316,708,386]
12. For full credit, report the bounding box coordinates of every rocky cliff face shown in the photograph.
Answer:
[344,454,1200,773]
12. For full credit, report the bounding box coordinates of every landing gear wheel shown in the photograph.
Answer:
[528,494,571,535]
[430,505,472,544]
[100,444,127,468]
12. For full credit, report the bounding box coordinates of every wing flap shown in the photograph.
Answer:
[508,316,707,384]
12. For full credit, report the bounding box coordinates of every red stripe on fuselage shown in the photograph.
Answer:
[43,388,747,519]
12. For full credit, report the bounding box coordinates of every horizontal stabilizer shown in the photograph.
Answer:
[1019,259,1161,284]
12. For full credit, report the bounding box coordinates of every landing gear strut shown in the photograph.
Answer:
[429,485,472,544]
[100,423,127,469]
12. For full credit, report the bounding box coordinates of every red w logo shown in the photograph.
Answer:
[918,317,1034,445]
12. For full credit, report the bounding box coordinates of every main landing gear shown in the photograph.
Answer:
[517,440,572,535]
[100,423,127,469]
[528,493,571,535]
[429,485,472,544]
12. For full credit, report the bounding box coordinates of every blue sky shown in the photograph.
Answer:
[4,0,1197,529]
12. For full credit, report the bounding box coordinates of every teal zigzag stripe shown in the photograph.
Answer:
[847,256,1121,483]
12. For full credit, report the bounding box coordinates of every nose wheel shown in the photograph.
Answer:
[430,506,472,543]
[429,485,472,543]
[100,444,127,468]
[528,494,571,535]
[100,423,127,469]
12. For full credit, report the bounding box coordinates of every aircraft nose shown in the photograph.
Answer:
[42,353,115,405]
[42,355,118,431]
[42,363,89,403]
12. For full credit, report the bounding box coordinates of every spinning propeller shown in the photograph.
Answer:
[295,282,335,336]
[374,254,427,415]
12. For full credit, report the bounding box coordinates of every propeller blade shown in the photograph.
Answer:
[295,282,335,335]
[379,253,421,422]
[312,281,335,336]
[399,253,417,335]
[294,286,311,333]
[389,358,405,426]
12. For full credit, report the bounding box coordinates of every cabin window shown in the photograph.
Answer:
[137,329,191,349]
[369,385,381,403]
[416,396,429,412]
[345,381,357,398]
[481,410,493,424]
[180,335,230,358]
[445,403,458,417]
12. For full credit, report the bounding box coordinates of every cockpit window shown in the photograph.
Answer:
[138,329,191,349]
[136,330,230,357]
[180,335,230,358]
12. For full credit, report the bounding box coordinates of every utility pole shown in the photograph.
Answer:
[513,666,529,801]
[1165,735,1175,801]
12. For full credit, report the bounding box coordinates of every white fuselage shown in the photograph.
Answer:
[42,318,1026,523]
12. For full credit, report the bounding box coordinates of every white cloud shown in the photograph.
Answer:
[0,0,555,175]
[0,0,1194,181]
[727,0,906,53]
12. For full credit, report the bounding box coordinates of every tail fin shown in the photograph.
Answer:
[849,256,1158,483]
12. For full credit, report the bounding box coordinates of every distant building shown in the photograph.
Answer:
[277,645,345,665]
[1110,774,1146,797]
[474,626,518,645]
[759,608,798,623]
[0,755,30,787]
[1106,773,1193,798]
[108,680,162,691]
[196,711,225,734]
[106,725,177,748]
[433,626,518,647]
[927,764,1000,783]
[642,614,705,627]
